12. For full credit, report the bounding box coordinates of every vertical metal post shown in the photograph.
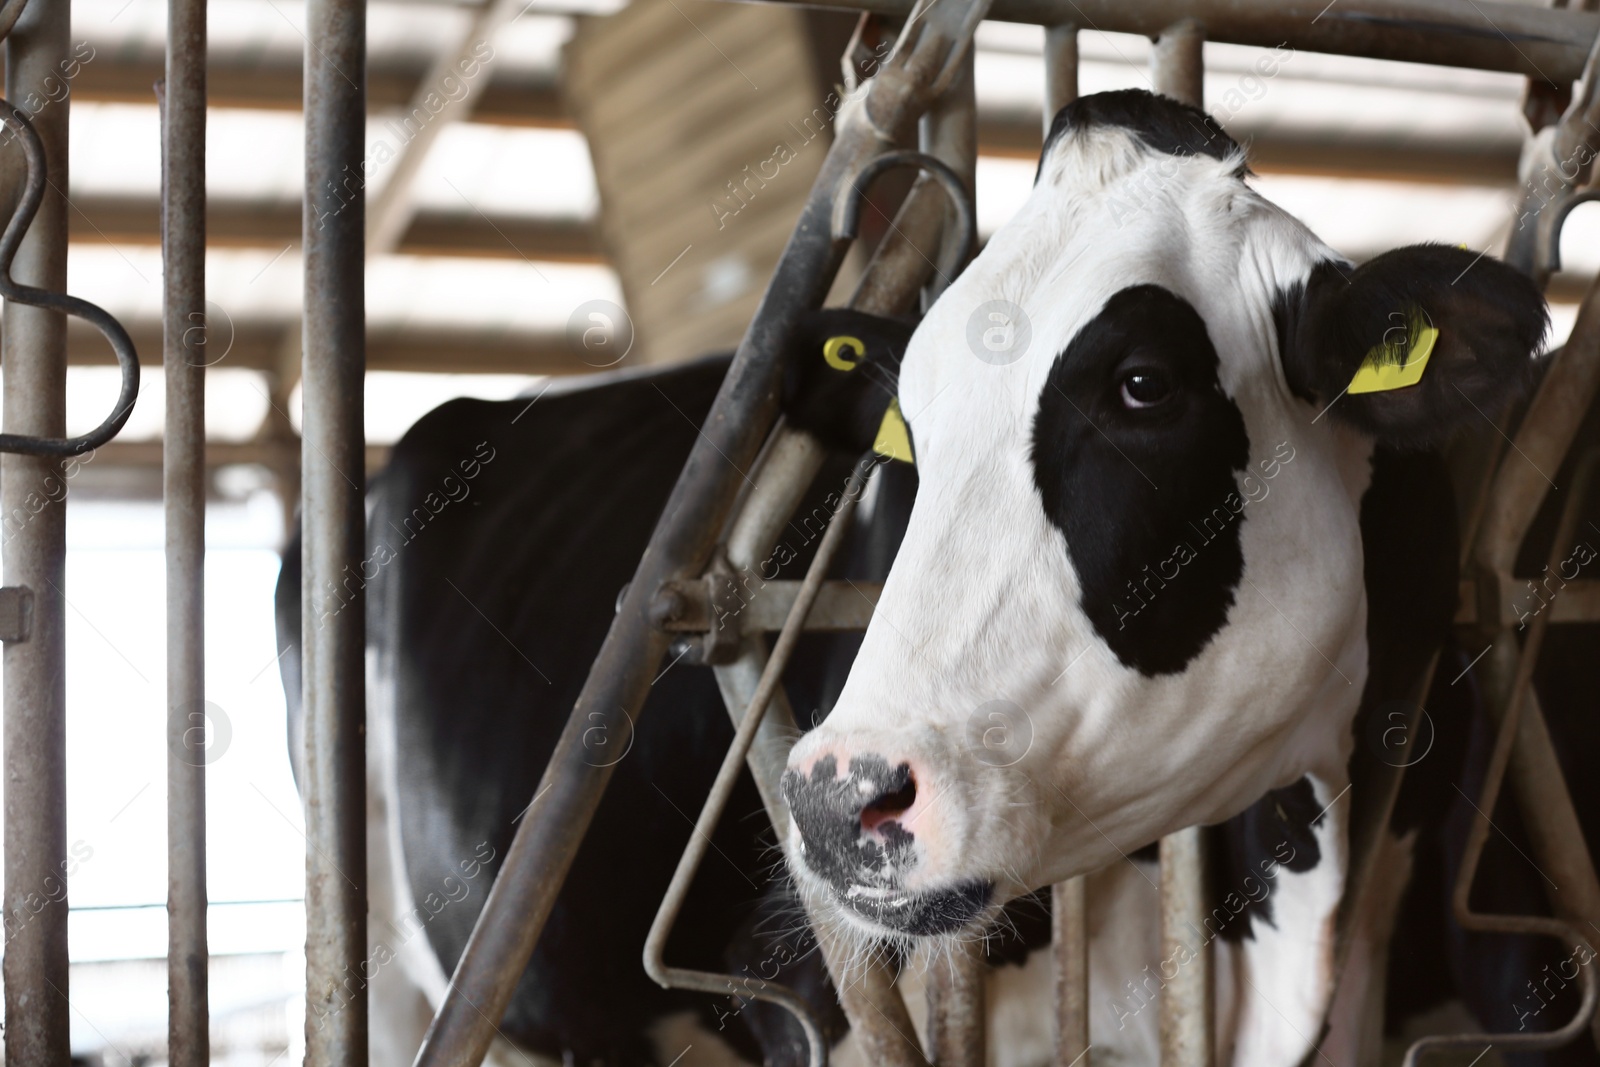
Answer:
[1149,24,1209,1060]
[1151,19,1205,108]
[1046,28,1088,1032]
[1,0,71,1062]
[923,938,986,1066]
[1053,876,1089,1065]
[1159,827,1213,1067]
[163,0,210,1060]
[1043,23,1078,134]
[301,0,367,1058]
[918,46,975,306]
[917,43,986,1067]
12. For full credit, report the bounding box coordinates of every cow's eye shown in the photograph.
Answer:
[1119,369,1174,409]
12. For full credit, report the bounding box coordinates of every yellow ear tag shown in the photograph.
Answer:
[873,397,914,464]
[1347,319,1439,395]
[823,335,865,371]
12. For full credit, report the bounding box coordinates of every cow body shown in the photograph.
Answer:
[278,90,1594,1066]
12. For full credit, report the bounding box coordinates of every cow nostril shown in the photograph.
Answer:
[860,773,917,833]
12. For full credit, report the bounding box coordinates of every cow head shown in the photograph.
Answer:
[781,90,1546,942]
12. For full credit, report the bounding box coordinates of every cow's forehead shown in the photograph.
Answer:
[900,108,1336,439]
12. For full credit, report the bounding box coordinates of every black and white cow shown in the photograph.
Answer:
[279,90,1594,1066]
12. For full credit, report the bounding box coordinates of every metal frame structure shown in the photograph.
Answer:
[410,4,1600,1067]
[2,1,1600,1066]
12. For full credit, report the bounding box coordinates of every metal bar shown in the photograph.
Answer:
[923,938,986,1066]
[1159,827,1214,1067]
[300,0,368,1055]
[1152,18,1205,107]
[412,1,992,1060]
[1042,23,1077,135]
[1152,21,1210,1065]
[1480,642,1600,956]
[711,427,828,834]
[1472,455,1600,1050]
[646,456,878,1067]
[662,577,882,633]
[1453,576,1600,626]
[916,43,985,1066]
[919,45,975,305]
[1053,876,1090,1066]
[162,0,209,1054]
[1,0,72,1060]
[365,0,527,256]
[1475,273,1600,596]
[729,0,1600,82]
[1405,456,1600,1065]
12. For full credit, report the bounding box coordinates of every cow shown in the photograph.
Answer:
[278,89,1592,1066]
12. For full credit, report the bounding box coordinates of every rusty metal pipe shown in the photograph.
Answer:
[1053,876,1090,1066]
[919,47,974,306]
[914,45,985,1066]
[162,0,209,1055]
[1159,826,1214,1067]
[1152,19,1205,108]
[1,0,71,1061]
[726,0,1600,82]
[923,938,986,1066]
[1042,23,1078,134]
[300,0,368,1056]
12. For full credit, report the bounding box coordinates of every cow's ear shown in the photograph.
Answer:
[782,308,917,461]
[1278,245,1548,449]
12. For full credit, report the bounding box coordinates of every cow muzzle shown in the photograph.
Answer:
[781,748,991,937]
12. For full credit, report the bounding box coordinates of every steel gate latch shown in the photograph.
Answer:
[0,585,34,642]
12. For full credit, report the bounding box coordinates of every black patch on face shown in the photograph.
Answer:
[1204,776,1324,942]
[1030,285,1250,676]
[782,754,918,893]
[1038,88,1245,184]
[1270,273,1328,407]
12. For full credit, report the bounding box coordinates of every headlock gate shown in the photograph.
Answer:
[5,1,1600,1067]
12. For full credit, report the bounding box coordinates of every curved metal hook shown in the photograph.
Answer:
[0,100,139,456]
[833,149,976,289]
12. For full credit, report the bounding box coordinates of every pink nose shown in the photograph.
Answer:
[858,771,917,835]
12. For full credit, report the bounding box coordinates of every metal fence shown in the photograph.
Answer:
[4,0,1600,1066]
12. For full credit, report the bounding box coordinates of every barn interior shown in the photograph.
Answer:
[35,0,1600,1062]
